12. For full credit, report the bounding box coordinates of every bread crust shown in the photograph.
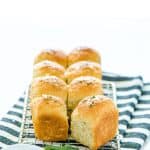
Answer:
[30,76,68,102]
[68,76,103,110]
[71,95,119,150]
[65,61,102,83]
[68,47,101,66]
[33,60,65,81]
[34,49,67,68]
[31,95,68,141]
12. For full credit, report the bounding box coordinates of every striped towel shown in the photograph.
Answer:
[0,73,150,150]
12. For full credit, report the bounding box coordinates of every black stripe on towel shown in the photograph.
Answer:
[1,118,21,127]
[128,123,150,130]
[142,91,150,95]
[7,111,22,118]
[119,129,126,136]
[138,100,150,104]
[135,108,150,111]
[13,104,23,110]
[18,97,24,102]
[103,75,143,82]
[117,85,142,91]
[124,132,147,141]
[119,120,128,126]
[0,136,16,145]
[117,94,139,100]
[119,111,132,116]
[0,125,19,137]
[132,114,150,119]
[118,102,136,108]
[121,142,141,149]
[144,83,150,86]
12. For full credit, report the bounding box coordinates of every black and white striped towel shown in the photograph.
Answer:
[0,73,150,150]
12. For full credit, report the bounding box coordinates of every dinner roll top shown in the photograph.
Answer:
[68,47,101,66]
[71,95,119,150]
[68,76,103,110]
[30,76,68,102]
[34,49,67,68]
[75,95,118,119]
[31,95,68,141]
[31,95,67,120]
[65,61,102,83]
[33,60,65,81]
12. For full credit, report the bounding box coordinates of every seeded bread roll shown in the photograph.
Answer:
[65,61,102,83]
[71,95,119,150]
[33,60,65,81]
[68,47,101,66]
[34,49,67,68]
[68,76,103,111]
[31,95,68,141]
[30,76,67,102]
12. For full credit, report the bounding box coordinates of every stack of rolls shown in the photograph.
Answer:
[29,47,119,150]
[30,49,68,141]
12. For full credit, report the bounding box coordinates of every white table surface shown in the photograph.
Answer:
[0,1,149,149]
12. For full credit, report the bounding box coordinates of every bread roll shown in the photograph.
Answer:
[31,95,68,141]
[34,49,67,68]
[30,76,67,102]
[68,76,103,111]
[68,47,101,66]
[33,60,65,81]
[71,95,119,150]
[65,61,102,83]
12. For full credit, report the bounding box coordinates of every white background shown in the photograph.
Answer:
[0,0,150,149]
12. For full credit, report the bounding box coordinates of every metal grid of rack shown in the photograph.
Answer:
[18,81,120,150]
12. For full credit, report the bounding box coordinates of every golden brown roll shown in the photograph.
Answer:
[30,76,67,102]
[33,60,65,81]
[68,47,101,66]
[31,95,68,141]
[68,76,103,111]
[34,49,67,68]
[71,95,119,150]
[65,61,102,83]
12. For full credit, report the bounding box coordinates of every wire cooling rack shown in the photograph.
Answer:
[18,81,120,150]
